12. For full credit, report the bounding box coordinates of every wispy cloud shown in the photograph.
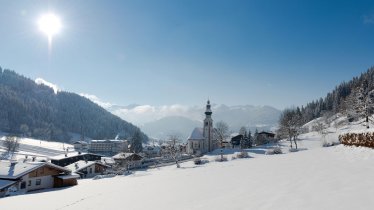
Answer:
[363,14,374,24]
[79,93,113,109]
[79,93,203,125]
[35,78,60,94]
[111,104,202,125]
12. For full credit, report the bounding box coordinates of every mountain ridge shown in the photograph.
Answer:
[0,68,148,142]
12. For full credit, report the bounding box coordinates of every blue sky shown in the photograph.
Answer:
[0,0,374,109]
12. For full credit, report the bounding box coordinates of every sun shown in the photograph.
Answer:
[38,13,62,43]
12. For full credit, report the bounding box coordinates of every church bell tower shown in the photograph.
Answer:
[203,100,214,152]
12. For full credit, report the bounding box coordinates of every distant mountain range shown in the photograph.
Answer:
[0,68,148,142]
[101,102,282,140]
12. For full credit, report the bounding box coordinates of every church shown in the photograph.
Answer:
[187,100,218,155]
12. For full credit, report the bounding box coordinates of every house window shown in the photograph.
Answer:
[89,167,92,174]
[28,180,31,186]
[20,181,26,189]
[36,179,41,186]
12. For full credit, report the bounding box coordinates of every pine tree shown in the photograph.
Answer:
[254,128,259,146]
[247,129,252,148]
[130,129,143,153]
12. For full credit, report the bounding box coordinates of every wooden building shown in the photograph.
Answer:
[256,131,276,145]
[231,134,243,149]
[0,161,78,197]
[65,161,108,178]
[51,153,103,167]
[112,153,143,169]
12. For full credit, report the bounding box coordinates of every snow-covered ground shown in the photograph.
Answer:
[1,116,374,209]
[1,145,374,210]
[0,135,73,159]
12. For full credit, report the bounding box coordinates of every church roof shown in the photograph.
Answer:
[188,127,205,140]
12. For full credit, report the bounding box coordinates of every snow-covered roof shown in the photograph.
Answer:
[101,157,115,165]
[0,179,16,189]
[112,153,143,160]
[50,152,80,160]
[0,161,71,180]
[188,127,205,140]
[91,140,126,143]
[65,161,107,173]
[56,173,81,180]
[73,141,88,145]
[50,152,102,160]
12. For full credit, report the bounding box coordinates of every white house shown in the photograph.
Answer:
[112,153,144,169]
[0,160,78,197]
[187,100,218,155]
[65,161,108,178]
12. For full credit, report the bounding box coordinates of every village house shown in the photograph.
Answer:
[73,141,89,151]
[142,145,161,158]
[0,160,78,197]
[50,153,103,167]
[65,161,108,178]
[256,131,276,145]
[112,153,143,170]
[231,134,243,149]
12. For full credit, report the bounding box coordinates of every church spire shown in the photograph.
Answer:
[205,99,212,116]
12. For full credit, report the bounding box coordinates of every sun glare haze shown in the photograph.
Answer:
[37,13,62,47]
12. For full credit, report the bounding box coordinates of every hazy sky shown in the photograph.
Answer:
[0,0,374,109]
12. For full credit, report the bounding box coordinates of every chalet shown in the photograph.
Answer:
[73,141,89,151]
[65,161,108,178]
[231,134,243,149]
[142,145,161,158]
[50,153,103,167]
[112,153,143,169]
[256,131,276,145]
[0,160,78,197]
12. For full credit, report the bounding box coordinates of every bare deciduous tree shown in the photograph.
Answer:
[2,136,20,158]
[215,121,229,161]
[278,108,303,149]
[163,134,182,168]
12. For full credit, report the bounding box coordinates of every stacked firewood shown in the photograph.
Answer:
[339,132,374,148]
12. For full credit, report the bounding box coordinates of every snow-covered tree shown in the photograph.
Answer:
[278,108,303,149]
[130,129,143,153]
[2,136,19,158]
[215,121,229,161]
[345,83,374,128]
[253,128,259,146]
[239,126,247,136]
[163,134,182,168]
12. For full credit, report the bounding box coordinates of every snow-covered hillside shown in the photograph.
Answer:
[0,135,73,159]
[2,115,374,210]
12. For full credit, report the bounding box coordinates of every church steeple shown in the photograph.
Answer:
[203,100,214,152]
[205,100,212,116]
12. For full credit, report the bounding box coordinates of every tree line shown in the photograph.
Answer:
[0,67,148,143]
[278,66,374,144]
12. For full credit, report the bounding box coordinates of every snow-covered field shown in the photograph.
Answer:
[1,145,374,210]
[0,135,73,159]
[1,117,374,210]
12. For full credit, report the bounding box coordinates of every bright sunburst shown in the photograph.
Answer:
[38,13,62,47]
